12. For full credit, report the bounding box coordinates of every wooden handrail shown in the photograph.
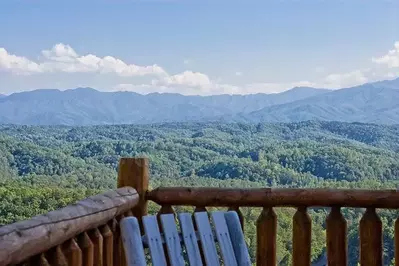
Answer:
[147,187,399,208]
[0,186,139,265]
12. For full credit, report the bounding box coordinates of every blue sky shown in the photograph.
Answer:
[0,0,398,95]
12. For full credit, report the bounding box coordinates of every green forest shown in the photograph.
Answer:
[1,121,399,265]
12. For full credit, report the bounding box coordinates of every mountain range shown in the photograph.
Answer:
[0,78,399,125]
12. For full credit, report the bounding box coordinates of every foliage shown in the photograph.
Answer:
[0,121,398,265]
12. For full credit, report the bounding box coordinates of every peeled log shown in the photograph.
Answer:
[147,187,399,208]
[0,187,138,265]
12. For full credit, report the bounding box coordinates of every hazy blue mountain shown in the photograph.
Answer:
[0,86,328,125]
[0,94,5,98]
[0,78,399,125]
[244,81,399,124]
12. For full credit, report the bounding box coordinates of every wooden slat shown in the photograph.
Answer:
[117,214,127,266]
[148,187,399,208]
[0,187,138,266]
[326,207,347,266]
[194,212,220,266]
[177,213,203,266]
[211,212,237,266]
[395,218,399,266]
[100,224,113,266]
[78,232,94,266]
[157,205,175,266]
[47,245,68,266]
[360,208,382,266]
[225,211,251,266]
[160,214,185,266]
[63,238,82,266]
[256,207,276,266]
[292,207,311,266]
[89,228,103,266]
[228,206,244,231]
[109,218,122,266]
[143,215,168,266]
[30,254,51,266]
[120,217,146,266]
[193,206,207,264]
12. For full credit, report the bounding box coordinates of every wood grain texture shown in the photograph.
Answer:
[109,218,122,266]
[117,214,127,266]
[177,213,203,266]
[396,218,399,266]
[78,232,94,266]
[120,217,146,266]
[63,238,82,266]
[118,157,149,232]
[360,208,382,266]
[100,224,113,266]
[47,245,68,266]
[326,207,347,266]
[89,228,103,266]
[160,214,185,266]
[211,212,237,266]
[292,207,311,266]
[30,254,51,266]
[224,211,251,266]
[147,187,399,208]
[143,215,168,266]
[0,187,138,266]
[256,207,276,266]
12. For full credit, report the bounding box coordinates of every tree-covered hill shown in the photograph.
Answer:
[0,121,398,265]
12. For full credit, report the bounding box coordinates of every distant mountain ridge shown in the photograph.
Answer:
[0,78,399,125]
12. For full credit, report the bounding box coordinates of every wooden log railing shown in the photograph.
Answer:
[146,187,399,266]
[0,187,139,266]
[1,157,399,266]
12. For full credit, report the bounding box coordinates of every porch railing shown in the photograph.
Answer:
[0,157,398,266]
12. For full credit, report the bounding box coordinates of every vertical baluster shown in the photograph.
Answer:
[293,207,311,266]
[78,232,94,266]
[89,228,104,266]
[30,254,51,266]
[228,206,244,231]
[194,206,207,213]
[360,208,382,266]
[256,207,277,266]
[326,207,347,266]
[125,209,134,216]
[395,218,399,266]
[158,205,175,217]
[63,238,82,266]
[117,214,127,266]
[109,218,121,266]
[101,224,114,266]
[47,245,68,266]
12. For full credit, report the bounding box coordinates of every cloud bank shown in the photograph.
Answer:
[1,41,399,95]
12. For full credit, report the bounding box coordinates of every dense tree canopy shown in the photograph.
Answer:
[0,121,398,265]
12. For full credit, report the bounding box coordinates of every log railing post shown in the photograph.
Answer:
[118,157,149,231]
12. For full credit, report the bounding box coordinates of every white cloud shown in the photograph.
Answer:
[372,41,399,68]
[1,41,399,95]
[0,48,42,75]
[323,70,369,88]
[0,43,167,77]
[153,71,212,87]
